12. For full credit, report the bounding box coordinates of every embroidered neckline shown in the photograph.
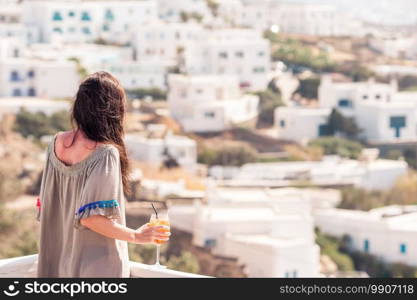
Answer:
[76,200,119,215]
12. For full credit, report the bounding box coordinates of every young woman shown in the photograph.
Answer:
[37,72,170,277]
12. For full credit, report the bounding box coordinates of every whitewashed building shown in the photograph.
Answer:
[133,21,205,65]
[22,0,157,44]
[125,132,197,171]
[167,74,259,132]
[218,1,363,36]
[369,36,417,60]
[184,28,271,91]
[209,151,408,191]
[275,106,331,145]
[277,76,417,144]
[0,3,38,44]
[0,58,79,98]
[169,186,322,277]
[315,206,417,267]
[0,97,70,119]
[319,76,417,144]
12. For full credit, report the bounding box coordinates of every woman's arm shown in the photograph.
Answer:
[80,215,170,244]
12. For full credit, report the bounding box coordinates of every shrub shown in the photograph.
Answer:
[198,143,258,167]
[308,136,363,159]
[295,77,320,99]
[165,251,200,274]
[254,89,283,127]
[13,108,71,140]
[315,230,354,272]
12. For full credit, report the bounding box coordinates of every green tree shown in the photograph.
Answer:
[180,11,203,23]
[308,137,363,159]
[295,77,320,99]
[327,108,362,139]
[254,89,283,127]
[13,109,54,139]
[398,75,417,91]
[315,229,354,272]
[206,0,219,17]
[198,143,258,167]
[166,251,200,274]
[13,108,71,140]
[68,57,87,79]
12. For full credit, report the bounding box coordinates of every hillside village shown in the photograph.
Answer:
[1,0,417,278]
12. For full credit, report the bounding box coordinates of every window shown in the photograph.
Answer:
[196,89,203,94]
[293,270,297,278]
[338,99,353,108]
[204,111,215,118]
[362,95,368,100]
[390,116,406,138]
[253,67,265,73]
[105,9,114,21]
[364,239,370,253]
[69,27,76,33]
[102,24,110,32]
[400,243,407,254]
[219,52,228,59]
[82,27,91,35]
[235,51,244,58]
[175,32,180,40]
[375,94,381,100]
[10,71,19,82]
[258,51,265,57]
[52,11,63,21]
[68,11,75,17]
[81,11,91,21]
[318,124,331,136]
[12,88,21,97]
[27,70,35,78]
[13,49,19,58]
[52,27,63,34]
[28,87,36,96]
[204,239,216,248]
[280,120,286,128]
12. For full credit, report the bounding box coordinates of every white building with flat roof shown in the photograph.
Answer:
[218,1,363,36]
[0,97,70,119]
[125,132,197,171]
[314,206,417,267]
[369,36,417,60]
[167,74,259,132]
[0,58,79,99]
[209,152,408,191]
[275,106,331,144]
[319,76,417,144]
[184,28,270,91]
[169,186,322,277]
[134,21,205,65]
[22,0,157,44]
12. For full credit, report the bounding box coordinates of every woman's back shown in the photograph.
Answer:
[37,132,130,277]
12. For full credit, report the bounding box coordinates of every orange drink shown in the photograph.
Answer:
[149,219,170,244]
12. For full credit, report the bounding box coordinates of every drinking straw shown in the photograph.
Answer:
[151,203,158,219]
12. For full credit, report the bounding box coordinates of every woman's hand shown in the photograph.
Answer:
[134,223,170,244]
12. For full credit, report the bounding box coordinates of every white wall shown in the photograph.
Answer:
[275,106,331,145]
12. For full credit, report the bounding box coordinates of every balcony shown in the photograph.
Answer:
[0,254,210,278]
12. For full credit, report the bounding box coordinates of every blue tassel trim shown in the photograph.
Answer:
[76,199,119,215]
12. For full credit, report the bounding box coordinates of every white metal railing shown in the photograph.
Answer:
[0,254,210,278]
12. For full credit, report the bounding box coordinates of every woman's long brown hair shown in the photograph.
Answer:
[70,71,130,195]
